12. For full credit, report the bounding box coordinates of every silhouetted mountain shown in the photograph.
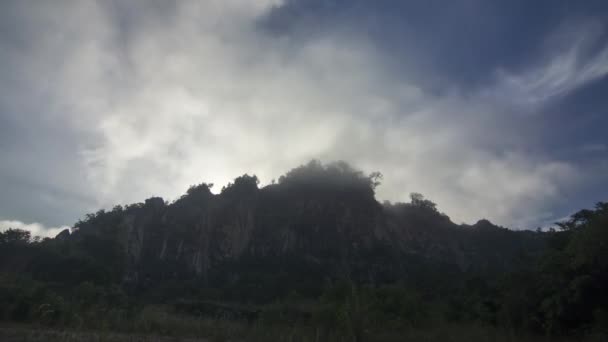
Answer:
[35,161,544,299]
[1,161,607,338]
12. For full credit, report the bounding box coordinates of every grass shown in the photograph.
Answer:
[2,301,605,342]
[0,324,206,342]
[2,319,604,342]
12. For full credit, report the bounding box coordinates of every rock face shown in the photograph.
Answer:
[113,177,388,286]
[54,229,70,241]
[68,163,545,296]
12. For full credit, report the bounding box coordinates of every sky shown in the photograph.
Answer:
[1,0,607,236]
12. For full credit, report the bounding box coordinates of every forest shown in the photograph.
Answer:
[0,161,606,341]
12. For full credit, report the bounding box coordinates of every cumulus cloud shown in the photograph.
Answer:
[0,0,606,234]
[0,219,68,239]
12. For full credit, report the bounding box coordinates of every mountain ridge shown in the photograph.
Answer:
[51,160,544,299]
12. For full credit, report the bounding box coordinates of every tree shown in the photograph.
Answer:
[0,228,31,244]
[221,174,259,195]
[409,193,437,212]
[369,171,383,189]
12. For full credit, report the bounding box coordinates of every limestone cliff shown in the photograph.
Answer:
[67,162,545,293]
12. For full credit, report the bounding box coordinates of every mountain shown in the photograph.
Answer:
[1,160,607,338]
[36,160,544,300]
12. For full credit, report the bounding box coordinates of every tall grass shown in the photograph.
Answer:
[2,307,602,342]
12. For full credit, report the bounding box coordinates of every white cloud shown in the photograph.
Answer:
[491,21,608,107]
[0,220,68,239]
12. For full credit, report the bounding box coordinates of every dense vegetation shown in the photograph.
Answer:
[0,161,606,341]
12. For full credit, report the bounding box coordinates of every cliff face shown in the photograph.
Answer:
[110,180,388,286]
[67,163,545,294]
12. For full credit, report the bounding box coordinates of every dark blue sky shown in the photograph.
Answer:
[263,0,608,86]
[0,0,607,234]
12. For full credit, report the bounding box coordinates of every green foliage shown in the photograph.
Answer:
[492,203,608,335]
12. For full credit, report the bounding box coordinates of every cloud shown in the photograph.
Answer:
[0,0,606,230]
[0,219,68,239]
[491,21,608,107]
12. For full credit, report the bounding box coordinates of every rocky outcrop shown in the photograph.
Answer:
[54,229,70,240]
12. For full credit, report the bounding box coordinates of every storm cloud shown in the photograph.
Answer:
[1,0,607,233]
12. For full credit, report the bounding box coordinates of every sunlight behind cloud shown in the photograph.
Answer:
[0,0,606,232]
